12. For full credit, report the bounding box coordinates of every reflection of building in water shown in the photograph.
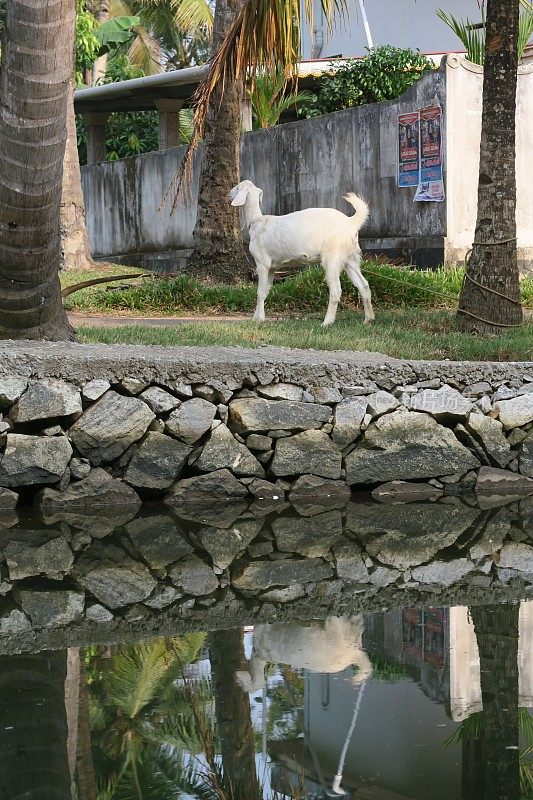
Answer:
[265,602,532,800]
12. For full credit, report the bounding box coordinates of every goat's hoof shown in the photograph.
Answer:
[252,316,265,323]
[321,320,334,328]
[363,317,375,325]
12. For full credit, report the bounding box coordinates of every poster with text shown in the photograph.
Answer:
[397,111,420,187]
[415,104,445,202]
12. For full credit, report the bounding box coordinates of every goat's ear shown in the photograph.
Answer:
[231,188,248,206]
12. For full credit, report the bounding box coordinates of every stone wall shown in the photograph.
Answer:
[1,343,533,511]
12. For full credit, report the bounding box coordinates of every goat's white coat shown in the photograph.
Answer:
[229,180,374,326]
[236,615,372,692]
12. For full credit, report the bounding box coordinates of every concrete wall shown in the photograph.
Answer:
[82,64,447,270]
[445,56,533,273]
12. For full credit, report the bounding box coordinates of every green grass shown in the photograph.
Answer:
[62,262,533,316]
[77,309,533,361]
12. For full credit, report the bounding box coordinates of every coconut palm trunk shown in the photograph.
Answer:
[60,82,96,272]
[457,0,523,332]
[0,651,71,800]
[470,604,520,800]
[186,0,250,283]
[208,628,261,799]
[0,0,75,341]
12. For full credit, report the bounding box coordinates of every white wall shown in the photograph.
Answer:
[301,0,482,59]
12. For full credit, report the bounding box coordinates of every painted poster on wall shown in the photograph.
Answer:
[414,104,445,202]
[397,112,420,187]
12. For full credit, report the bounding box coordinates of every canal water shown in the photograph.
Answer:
[0,500,532,800]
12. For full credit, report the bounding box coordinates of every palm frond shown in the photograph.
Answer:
[173,0,213,33]
[162,0,349,211]
[443,711,485,747]
[436,9,485,65]
[109,641,170,718]
[128,25,162,73]
[519,0,533,59]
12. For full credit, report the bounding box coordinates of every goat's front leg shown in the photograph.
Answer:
[252,263,273,322]
[322,259,343,326]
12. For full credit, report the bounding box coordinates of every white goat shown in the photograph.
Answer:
[229,180,374,326]
[236,616,372,692]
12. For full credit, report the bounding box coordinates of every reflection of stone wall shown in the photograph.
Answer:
[1,343,533,507]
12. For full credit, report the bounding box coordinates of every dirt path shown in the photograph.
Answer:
[69,313,250,327]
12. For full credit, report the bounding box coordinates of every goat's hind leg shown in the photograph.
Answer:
[252,262,274,322]
[346,254,375,323]
[322,257,343,326]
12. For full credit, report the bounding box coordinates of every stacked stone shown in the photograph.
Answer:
[1,372,533,510]
[0,497,532,647]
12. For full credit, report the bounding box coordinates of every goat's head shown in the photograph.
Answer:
[229,180,263,207]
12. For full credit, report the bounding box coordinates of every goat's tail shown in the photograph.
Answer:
[344,193,369,231]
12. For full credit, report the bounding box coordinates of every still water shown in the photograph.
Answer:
[0,500,532,800]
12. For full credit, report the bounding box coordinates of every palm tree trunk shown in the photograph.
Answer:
[65,648,81,794]
[76,652,98,800]
[208,628,261,800]
[0,651,71,800]
[457,0,523,333]
[0,0,75,341]
[61,82,96,272]
[470,604,520,800]
[187,0,250,283]
[92,0,110,85]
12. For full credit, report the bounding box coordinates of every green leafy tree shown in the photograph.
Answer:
[298,46,434,118]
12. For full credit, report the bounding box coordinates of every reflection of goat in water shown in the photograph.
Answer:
[236,615,372,692]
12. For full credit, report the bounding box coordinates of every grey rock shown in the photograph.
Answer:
[272,430,342,479]
[0,434,72,487]
[308,386,343,404]
[348,502,478,570]
[15,589,85,628]
[165,469,248,507]
[493,385,516,402]
[165,398,217,444]
[229,398,330,434]
[193,384,218,402]
[232,559,333,590]
[10,379,81,423]
[498,542,533,575]
[0,487,18,509]
[475,396,492,414]
[410,386,473,421]
[496,394,533,429]
[125,432,191,490]
[257,383,304,401]
[70,458,91,480]
[74,544,157,608]
[37,468,142,512]
[508,428,529,446]
[139,386,181,414]
[464,413,511,467]
[463,381,492,398]
[469,509,512,561]
[195,424,264,477]
[342,384,378,397]
[149,419,166,434]
[475,466,533,496]
[261,585,306,603]
[289,475,351,505]
[369,566,401,587]
[86,604,114,624]
[69,391,155,464]
[168,380,193,398]
[0,604,31,634]
[3,534,73,580]
[454,424,490,466]
[247,479,284,500]
[366,390,400,418]
[345,411,479,485]
[126,515,192,568]
[273,511,343,558]
[519,437,533,478]
[0,377,27,408]
[42,425,64,437]
[331,399,367,446]
[82,379,111,401]
[169,556,219,596]
[371,481,443,503]
[198,518,263,570]
[246,434,273,451]
[144,585,182,609]
[411,558,475,586]
[121,377,149,395]
[333,540,370,583]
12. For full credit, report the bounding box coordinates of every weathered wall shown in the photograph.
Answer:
[81,65,446,270]
[81,56,533,273]
[445,56,533,273]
